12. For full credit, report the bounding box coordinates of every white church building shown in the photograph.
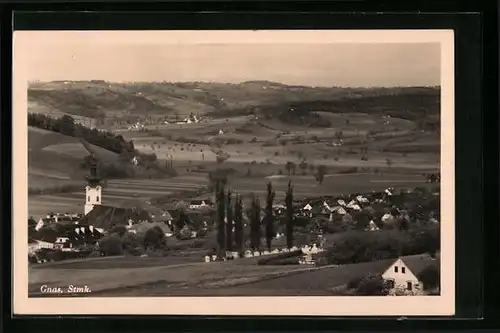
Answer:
[84,155,103,216]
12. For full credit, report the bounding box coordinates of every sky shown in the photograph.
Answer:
[27,43,440,87]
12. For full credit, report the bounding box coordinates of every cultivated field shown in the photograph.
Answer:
[28,172,432,218]
[28,174,206,217]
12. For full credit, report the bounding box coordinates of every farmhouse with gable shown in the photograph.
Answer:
[381,253,440,294]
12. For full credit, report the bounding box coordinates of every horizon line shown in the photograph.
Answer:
[27,79,442,90]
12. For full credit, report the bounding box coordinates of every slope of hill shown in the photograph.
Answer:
[28,127,120,191]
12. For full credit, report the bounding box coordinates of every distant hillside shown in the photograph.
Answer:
[258,89,440,129]
[28,81,441,126]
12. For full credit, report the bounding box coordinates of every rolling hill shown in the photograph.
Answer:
[28,127,120,191]
[28,81,440,126]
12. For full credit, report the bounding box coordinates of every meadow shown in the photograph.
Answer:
[28,256,316,297]
[29,253,431,297]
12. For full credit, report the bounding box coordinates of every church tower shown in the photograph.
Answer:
[84,154,102,215]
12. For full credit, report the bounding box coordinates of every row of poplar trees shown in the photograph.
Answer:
[214,179,295,257]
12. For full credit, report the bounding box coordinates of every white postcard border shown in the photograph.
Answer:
[13,29,454,316]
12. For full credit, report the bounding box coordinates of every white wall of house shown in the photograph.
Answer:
[28,240,54,254]
[303,204,312,211]
[382,258,422,293]
[189,201,210,209]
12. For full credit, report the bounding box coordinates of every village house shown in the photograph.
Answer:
[77,205,153,233]
[346,200,362,211]
[128,221,174,237]
[328,206,347,221]
[381,253,440,294]
[35,212,82,231]
[302,203,312,211]
[28,238,54,254]
[365,220,380,231]
[30,224,104,252]
[188,199,213,210]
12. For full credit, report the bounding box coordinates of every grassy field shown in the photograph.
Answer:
[28,256,316,297]
[29,254,432,297]
[28,127,119,189]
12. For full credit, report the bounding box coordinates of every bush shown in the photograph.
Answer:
[98,234,124,256]
[143,226,167,250]
[46,249,66,262]
[354,274,390,296]
[347,276,363,290]
[418,264,440,290]
[111,226,128,237]
[28,254,39,264]
[314,255,329,267]
[257,250,303,265]
[322,226,439,265]
[121,232,144,252]
[88,250,102,258]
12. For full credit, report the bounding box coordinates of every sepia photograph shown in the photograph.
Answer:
[13,30,454,316]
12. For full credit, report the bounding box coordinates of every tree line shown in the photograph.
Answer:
[213,177,295,258]
[28,113,135,154]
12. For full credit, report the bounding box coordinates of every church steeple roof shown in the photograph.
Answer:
[86,154,102,186]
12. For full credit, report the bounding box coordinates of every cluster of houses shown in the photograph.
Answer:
[29,164,439,265]
[126,113,208,130]
[28,204,176,255]
[278,186,439,232]
[34,212,83,231]
[188,199,214,210]
[203,243,326,264]
[127,122,145,131]
[174,113,204,124]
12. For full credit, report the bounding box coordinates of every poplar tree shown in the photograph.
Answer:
[264,182,276,251]
[250,195,261,251]
[285,180,294,249]
[216,181,226,257]
[234,195,244,256]
[226,190,234,251]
